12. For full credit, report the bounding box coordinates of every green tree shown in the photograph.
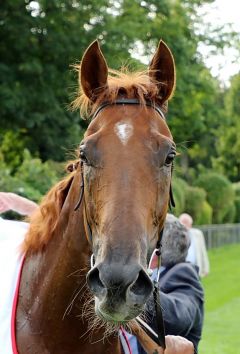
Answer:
[213,74,240,181]
[0,149,60,202]
[0,0,110,161]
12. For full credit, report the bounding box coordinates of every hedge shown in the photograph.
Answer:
[234,197,240,223]
[195,172,235,224]
[185,186,206,224]
[172,177,188,216]
[197,201,213,225]
[0,149,60,204]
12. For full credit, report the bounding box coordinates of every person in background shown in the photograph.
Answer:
[179,213,210,278]
[0,192,38,232]
[129,214,204,354]
[0,192,38,217]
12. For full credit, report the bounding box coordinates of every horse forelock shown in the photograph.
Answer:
[71,67,169,118]
[21,171,76,254]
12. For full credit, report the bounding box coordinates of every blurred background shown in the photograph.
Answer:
[0,1,239,352]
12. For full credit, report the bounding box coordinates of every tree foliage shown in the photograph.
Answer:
[1,0,236,164]
[0,0,239,224]
[195,172,235,223]
[0,149,60,202]
[213,74,240,182]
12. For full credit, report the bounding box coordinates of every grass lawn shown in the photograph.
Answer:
[199,244,240,354]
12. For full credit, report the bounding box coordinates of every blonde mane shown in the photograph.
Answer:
[22,171,76,254]
[72,67,168,118]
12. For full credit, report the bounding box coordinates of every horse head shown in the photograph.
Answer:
[75,40,176,323]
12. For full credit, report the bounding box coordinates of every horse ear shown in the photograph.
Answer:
[149,40,176,103]
[80,40,108,100]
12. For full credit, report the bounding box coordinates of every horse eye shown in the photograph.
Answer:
[79,147,89,164]
[165,152,176,166]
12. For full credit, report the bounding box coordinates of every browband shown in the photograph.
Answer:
[92,98,165,120]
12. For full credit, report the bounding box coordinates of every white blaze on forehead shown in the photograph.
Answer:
[114,121,133,145]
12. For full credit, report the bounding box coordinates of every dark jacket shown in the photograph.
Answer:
[138,262,204,354]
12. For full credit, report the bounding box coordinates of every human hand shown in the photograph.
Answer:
[130,321,194,354]
[164,335,194,354]
[145,335,194,354]
[0,192,13,213]
[0,192,38,216]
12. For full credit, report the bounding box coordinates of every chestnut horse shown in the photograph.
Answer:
[15,40,176,353]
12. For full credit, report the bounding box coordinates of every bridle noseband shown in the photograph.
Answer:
[74,99,175,349]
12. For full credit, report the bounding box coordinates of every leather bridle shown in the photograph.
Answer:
[91,98,166,120]
[74,99,175,350]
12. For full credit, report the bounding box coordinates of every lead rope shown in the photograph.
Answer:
[135,234,166,349]
[136,174,176,348]
[153,233,166,349]
[119,327,132,354]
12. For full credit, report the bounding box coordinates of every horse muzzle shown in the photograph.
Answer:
[87,261,153,322]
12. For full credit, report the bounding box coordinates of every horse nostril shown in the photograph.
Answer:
[87,267,106,298]
[129,269,153,300]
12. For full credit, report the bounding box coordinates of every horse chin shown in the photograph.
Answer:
[96,308,128,324]
[95,298,142,324]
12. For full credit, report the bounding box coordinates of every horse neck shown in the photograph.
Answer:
[17,210,109,353]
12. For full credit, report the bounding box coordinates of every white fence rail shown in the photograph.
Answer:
[198,223,240,249]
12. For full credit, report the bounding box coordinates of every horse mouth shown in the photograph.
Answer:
[96,308,127,323]
[95,299,142,324]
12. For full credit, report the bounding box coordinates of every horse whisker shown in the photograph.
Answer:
[62,282,88,320]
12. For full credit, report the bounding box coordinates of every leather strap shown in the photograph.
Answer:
[153,282,166,348]
[92,98,165,120]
